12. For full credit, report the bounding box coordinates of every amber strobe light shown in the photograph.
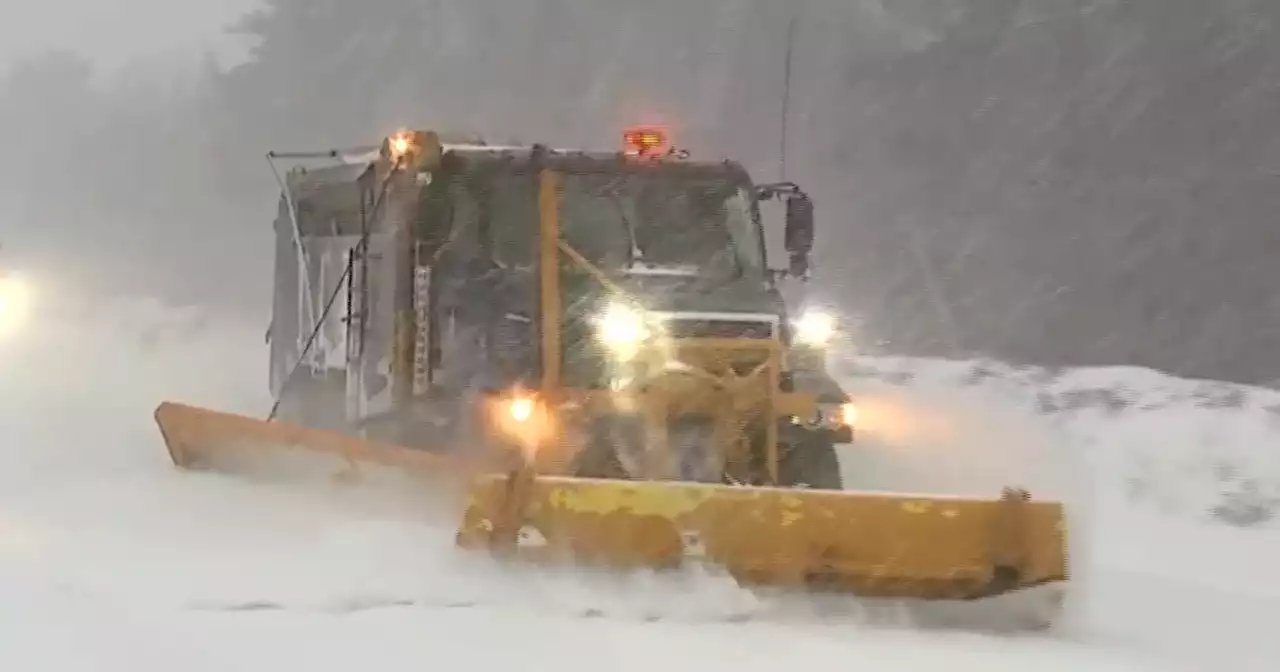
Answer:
[622,126,668,156]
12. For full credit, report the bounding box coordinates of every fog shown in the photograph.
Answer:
[0,1,253,70]
[3,0,1280,384]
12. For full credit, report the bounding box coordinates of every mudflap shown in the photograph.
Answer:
[456,474,1069,629]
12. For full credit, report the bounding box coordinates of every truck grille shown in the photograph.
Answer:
[664,318,776,340]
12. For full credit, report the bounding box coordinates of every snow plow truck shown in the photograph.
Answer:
[154,127,1068,629]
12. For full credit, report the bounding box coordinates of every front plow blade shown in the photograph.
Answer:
[154,401,480,496]
[458,475,1068,628]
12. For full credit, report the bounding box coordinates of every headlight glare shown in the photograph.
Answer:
[793,310,836,346]
[593,301,654,360]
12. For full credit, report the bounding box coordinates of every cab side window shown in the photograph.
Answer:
[425,174,493,392]
[481,172,538,384]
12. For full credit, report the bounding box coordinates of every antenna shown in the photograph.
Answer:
[778,12,797,181]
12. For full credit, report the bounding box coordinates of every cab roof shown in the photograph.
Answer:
[279,142,754,237]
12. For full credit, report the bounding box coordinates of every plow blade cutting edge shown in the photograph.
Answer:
[155,401,1070,630]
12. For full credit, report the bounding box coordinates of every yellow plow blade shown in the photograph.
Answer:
[458,475,1067,603]
[154,401,1068,628]
[153,401,492,497]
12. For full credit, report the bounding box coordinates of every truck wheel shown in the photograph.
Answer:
[779,434,844,490]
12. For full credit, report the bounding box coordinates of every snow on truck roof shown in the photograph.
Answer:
[285,137,734,196]
[335,143,605,166]
[274,130,744,238]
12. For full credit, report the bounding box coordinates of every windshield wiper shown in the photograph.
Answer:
[606,191,645,267]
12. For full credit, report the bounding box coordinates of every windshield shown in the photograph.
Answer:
[557,173,764,278]
[435,167,767,388]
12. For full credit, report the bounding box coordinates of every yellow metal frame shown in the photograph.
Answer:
[530,169,820,485]
[538,170,563,394]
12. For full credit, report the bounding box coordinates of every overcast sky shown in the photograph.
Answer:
[0,0,257,71]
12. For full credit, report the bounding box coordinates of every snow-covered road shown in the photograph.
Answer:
[2,296,1278,670]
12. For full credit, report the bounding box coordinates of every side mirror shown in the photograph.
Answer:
[784,194,815,279]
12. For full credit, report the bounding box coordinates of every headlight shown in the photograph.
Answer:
[490,391,548,460]
[593,301,651,360]
[0,275,32,338]
[508,396,534,423]
[793,310,835,346]
[840,402,858,426]
[796,401,857,430]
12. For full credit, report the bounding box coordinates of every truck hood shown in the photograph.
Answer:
[608,272,784,317]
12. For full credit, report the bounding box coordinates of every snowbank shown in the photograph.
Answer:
[836,355,1280,529]
[834,354,1280,601]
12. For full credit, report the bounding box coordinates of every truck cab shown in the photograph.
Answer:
[267,128,854,488]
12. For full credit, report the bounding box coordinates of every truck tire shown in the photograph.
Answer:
[779,434,844,490]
